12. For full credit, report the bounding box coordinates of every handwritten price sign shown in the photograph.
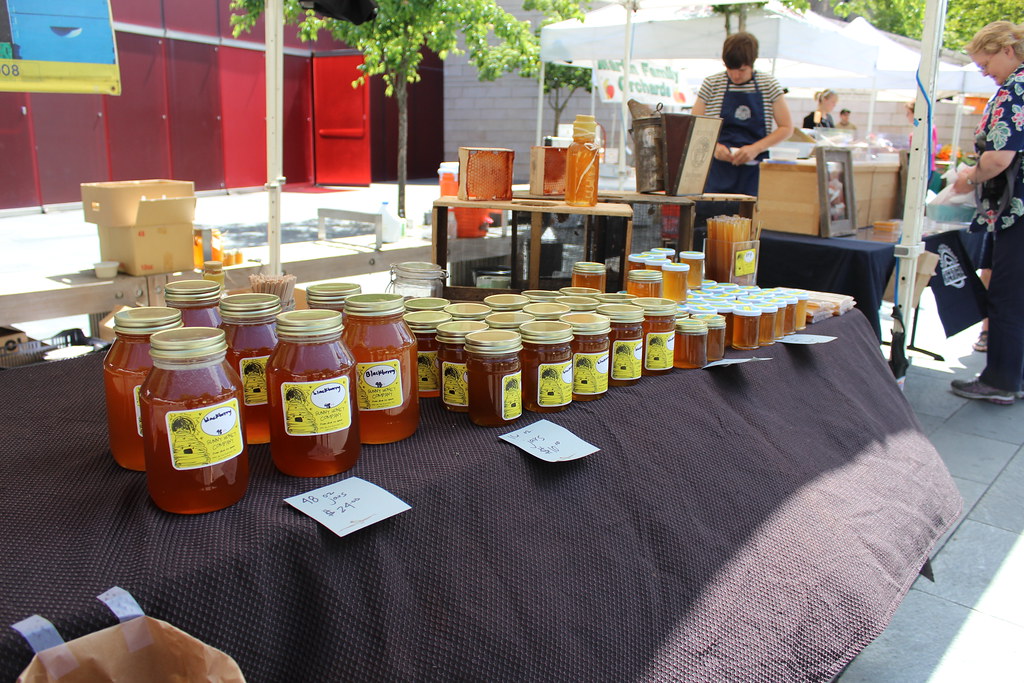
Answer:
[499,419,599,462]
[285,477,410,538]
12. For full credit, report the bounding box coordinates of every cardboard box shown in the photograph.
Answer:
[98,223,195,276]
[81,180,195,228]
[0,325,30,352]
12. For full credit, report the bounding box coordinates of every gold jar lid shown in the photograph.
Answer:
[444,302,492,321]
[113,307,183,335]
[485,311,536,330]
[522,302,571,320]
[391,261,445,278]
[632,297,677,317]
[403,310,453,333]
[559,286,601,297]
[344,293,406,316]
[627,269,662,282]
[220,293,282,321]
[276,309,344,338]
[675,318,708,333]
[559,313,611,335]
[692,313,725,329]
[404,297,450,312]
[464,329,522,355]
[306,282,362,305]
[435,320,489,344]
[203,260,222,272]
[519,320,573,344]
[596,303,645,323]
[149,327,227,360]
[594,293,637,304]
[483,293,529,311]
[570,262,606,274]
[554,296,599,312]
[164,279,222,305]
[521,289,561,301]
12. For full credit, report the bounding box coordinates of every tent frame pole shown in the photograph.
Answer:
[265,0,284,276]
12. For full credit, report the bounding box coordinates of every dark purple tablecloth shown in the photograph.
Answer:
[0,311,961,682]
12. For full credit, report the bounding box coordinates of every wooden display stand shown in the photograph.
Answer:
[598,191,756,251]
[432,197,634,301]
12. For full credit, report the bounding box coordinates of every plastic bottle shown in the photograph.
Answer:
[380,201,403,244]
[565,114,600,207]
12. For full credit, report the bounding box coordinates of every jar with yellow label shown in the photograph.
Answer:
[403,310,453,398]
[306,282,362,314]
[220,293,282,445]
[436,320,488,413]
[731,305,761,350]
[343,293,419,444]
[484,293,530,312]
[140,327,249,514]
[164,279,223,327]
[674,317,708,369]
[597,303,645,386]
[632,297,677,375]
[626,269,663,298]
[692,313,726,362]
[522,302,571,321]
[518,321,574,413]
[571,262,607,292]
[404,297,450,313]
[677,251,705,290]
[104,307,183,471]
[465,330,523,427]
[266,310,361,477]
[560,312,610,401]
[444,302,492,322]
[554,295,599,313]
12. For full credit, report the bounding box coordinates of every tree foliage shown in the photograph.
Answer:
[541,63,592,136]
[831,0,1014,52]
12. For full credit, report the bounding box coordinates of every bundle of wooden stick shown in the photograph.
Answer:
[249,273,297,312]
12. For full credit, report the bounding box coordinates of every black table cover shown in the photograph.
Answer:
[0,312,961,682]
[922,228,987,338]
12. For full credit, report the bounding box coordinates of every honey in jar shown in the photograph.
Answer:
[793,289,810,331]
[662,262,690,303]
[768,299,788,339]
[757,303,779,346]
[164,279,223,327]
[403,310,453,398]
[626,269,663,298]
[436,320,488,412]
[220,293,282,445]
[625,253,648,274]
[693,313,726,362]
[404,297,450,313]
[674,318,708,369]
[465,330,523,427]
[643,257,671,272]
[306,282,362,314]
[484,293,530,312]
[266,310,361,477]
[522,302,571,321]
[633,297,677,375]
[140,327,249,514]
[731,305,761,351]
[570,262,607,292]
[343,293,419,444]
[444,302,492,322]
[519,321,574,413]
[677,251,705,290]
[561,312,610,401]
[485,311,536,331]
[780,294,799,336]
[103,307,183,471]
[597,303,645,386]
[650,247,676,261]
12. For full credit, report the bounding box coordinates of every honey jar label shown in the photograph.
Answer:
[441,361,469,407]
[239,355,270,406]
[611,339,643,380]
[502,371,522,420]
[164,398,243,471]
[280,377,352,436]
[573,352,609,394]
[537,361,573,407]
[356,360,404,411]
[416,351,439,392]
[735,248,757,276]
[644,332,675,370]
[133,384,144,436]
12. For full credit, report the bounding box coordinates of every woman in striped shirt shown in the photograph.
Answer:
[692,32,794,196]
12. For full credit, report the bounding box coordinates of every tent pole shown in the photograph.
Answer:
[866,78,877,134]
[265,0,284,276]
[619,1,637,191]
[536,61,546,146]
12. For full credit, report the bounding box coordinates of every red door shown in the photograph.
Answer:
[313,54,370,186]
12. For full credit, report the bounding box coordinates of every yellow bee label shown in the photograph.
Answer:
[573,352,609,394]
[611,339,643,380]
[416,351,439,392]
[537,361,573,407]
[441,361,469,407]
[735,248,757,276]
[502,372,522,420]
[239,355,270,406]
[280,377,352,436]
[133,384,143,436]
[164,398,243,471]
[355,360,403,411]
[644,332,675,370]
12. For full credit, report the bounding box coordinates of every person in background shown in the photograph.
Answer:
[949,21,1024,405]
[802,89,838,128]
[836,108,857,131]
[693,31,794,196]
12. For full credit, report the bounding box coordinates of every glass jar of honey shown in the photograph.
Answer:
[484,293,530,311]
[140,327,248,514]
[522,302,571,321]
[596,303,645,386]
[436,320,488,412]
[692,313,726,362]
[403,310,453,399]
[626,269,663,298]
[677,251,705,290]
[780,294,799,336]
[202,260,225,287]
[389,261,446,299]
[570,262,607,292]
[625,253,649,274]
[792,289,809,331]
[220,293,282,445]
[444,302,492,322]
[632,297,677,375]
[554,296,599,313]
[465,330,523,427]
[731,305,761,350]
[757,303,779,346]
[518,321,574,413]
[650,247,676,261]
[485,311,536,331]
[306,282,362,314]
[343,293,419,444]
[265,310,361,477]
[404,297,450,313]
[673,318,708,369]
[643,257,671,272]
[560,312,610,401]
[103,307,183,471]
[164,279,223,327]
[662,262,690,303]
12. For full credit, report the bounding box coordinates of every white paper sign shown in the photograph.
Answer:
[285,477,410,538]
[703,357,773,368]
[778,334,837,344]
[499,419,599,462]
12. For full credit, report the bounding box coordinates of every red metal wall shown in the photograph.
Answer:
[0,93,40,209]
[219,46,267,189]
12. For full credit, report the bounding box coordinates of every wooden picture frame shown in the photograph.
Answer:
[815,147,857,237]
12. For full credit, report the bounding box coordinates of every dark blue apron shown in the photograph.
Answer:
[704,74,768,196]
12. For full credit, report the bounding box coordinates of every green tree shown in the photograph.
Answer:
[542,63,592,136]
[230,0,585,218]
[943,0,1021,52]
[831,0,1012,52]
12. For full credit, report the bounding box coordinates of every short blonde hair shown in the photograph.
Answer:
[964,21,1024,59]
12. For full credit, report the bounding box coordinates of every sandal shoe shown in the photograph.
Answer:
[973,330,988,352]
[950,377,1015,405]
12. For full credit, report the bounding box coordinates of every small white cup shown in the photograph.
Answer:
[94,261,119,279]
